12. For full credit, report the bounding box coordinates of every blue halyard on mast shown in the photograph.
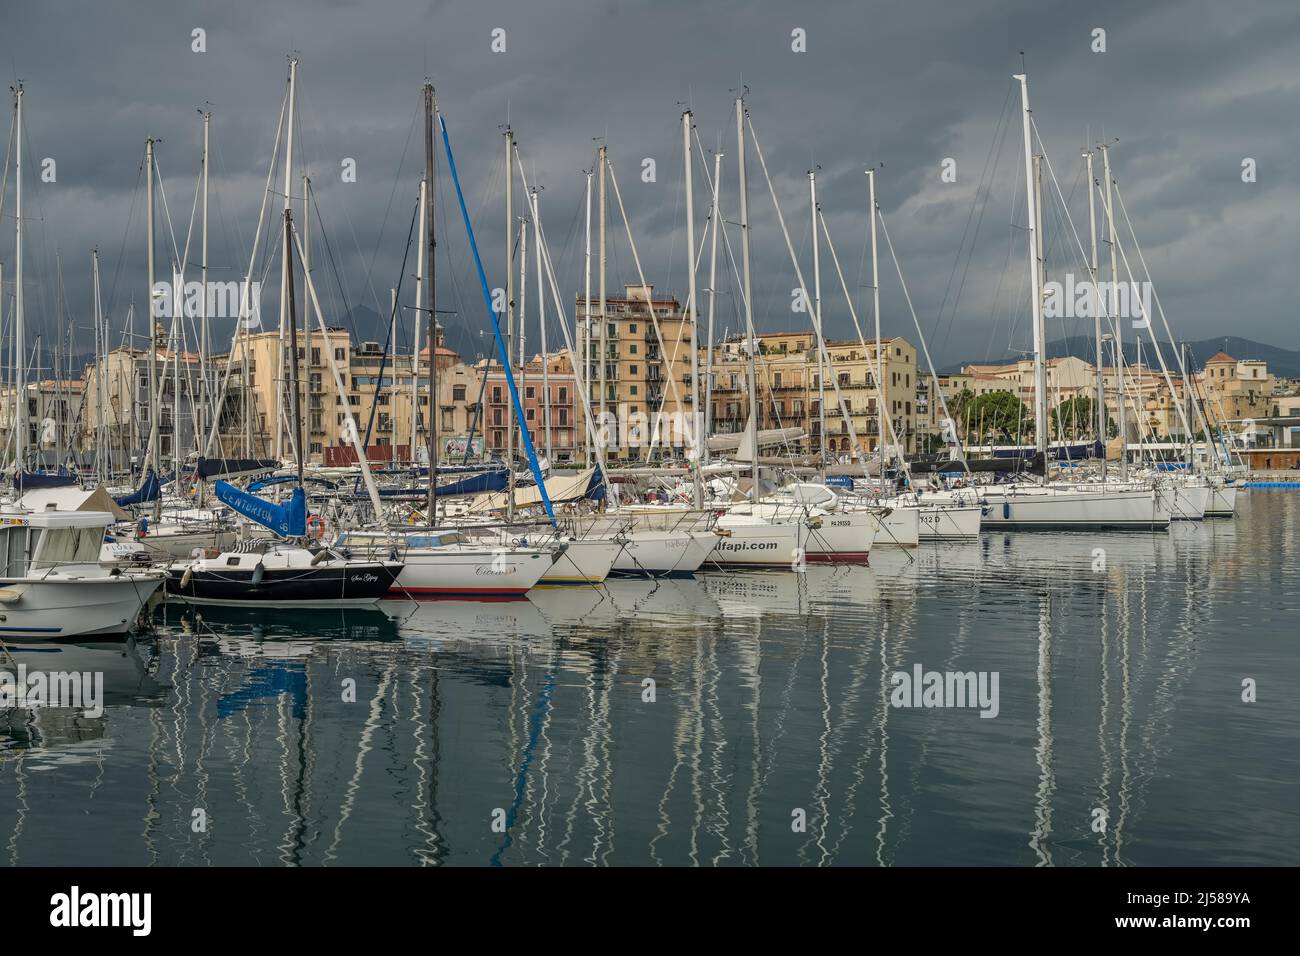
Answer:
[439,113,557,525]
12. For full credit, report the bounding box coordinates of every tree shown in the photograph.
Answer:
[1051,395,1112,440]
[968,390,1030,443]
[945,388,975,442]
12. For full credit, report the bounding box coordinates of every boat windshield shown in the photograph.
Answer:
[30,525,105,568]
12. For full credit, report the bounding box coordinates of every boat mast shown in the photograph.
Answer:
[1085,147,1106,479]
[704,149,722,466]
[597,144,607,466]
[1100,143,1126,480]
[735,96,760,494]
[809,167,826,464]
[198,109,211,458]
[517,217,528,457]
[411,177,426,461]
[275,56,298,462]
[683,109,703,507]
[146,136,162,520]
[13,84,23,476]
[302,173,311,465]
[285,208,304,491]
[504,124,515,521]
[867,168,885,467]
[92,249,107,481]
[532,187,552,462]
[423,82,438,522]
[1014,71,1048,461]
[582,168,593,465]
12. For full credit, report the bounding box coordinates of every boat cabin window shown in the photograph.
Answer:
[0,525,38,577]
[226,556,242,566]
[30,525,104,569]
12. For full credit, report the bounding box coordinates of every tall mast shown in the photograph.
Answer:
[285,209,304,490]
[302,173,311,464]
[504,124,515,520]
[199,109,211,457]
[517,217,528,454]
[13,84,23,474]
[275,56,297,461]
[411,178,426,459]
[1101,143,1126,480]
[146,136,162,520]
[704,149,722,465]
[1014,71,1048,458]
[867,168,884,463]
[532,187,552,462]
[809,168,826,462]
[735,96,759,493]
[683,110,702,506]
[1029,152,1050,455]
[424,82,438,522]
[93,249,107,480]
[582,169,593,465]
[597,144,608,462]
[1085,148,1106,479]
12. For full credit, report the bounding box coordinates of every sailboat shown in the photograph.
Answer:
[973,71,1171,532]
[167,189,402,606]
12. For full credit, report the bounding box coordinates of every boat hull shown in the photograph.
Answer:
[0,575,164,639]
[979,486,1172,530]
[165,562,401,606]
[391,548,549,600]
[1206,482,1239,517]
[609,529,714,578]
[536,537,622,587]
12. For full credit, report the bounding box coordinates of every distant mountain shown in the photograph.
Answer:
[942,335,1300,380]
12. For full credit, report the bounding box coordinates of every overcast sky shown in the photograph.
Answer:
[4,0,1297,374]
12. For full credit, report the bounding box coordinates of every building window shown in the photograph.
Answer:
[348,395,360,406]
[630,344,638,355]
[630,365,639,375]
[492,386,503,403]
[526,408,535,421]
[629,323,637,333]
[558,386,567,402]
[453,385,466,401]
[526,386,535,399]
[334,348,345,361]
[631,385,638,396]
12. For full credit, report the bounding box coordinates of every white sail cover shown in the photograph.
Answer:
[468,467,597,511]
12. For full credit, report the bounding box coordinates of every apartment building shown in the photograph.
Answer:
[576,284,695,461]
[480,350,580,463]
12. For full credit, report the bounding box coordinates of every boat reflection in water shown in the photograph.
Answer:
[0,637,165,754]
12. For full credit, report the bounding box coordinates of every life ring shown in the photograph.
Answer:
[307,515,327,540]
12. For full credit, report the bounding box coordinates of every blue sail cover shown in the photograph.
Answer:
[114,469,164,506]
[215,481,307,537]
[196,457,280,480]
[585,465,606,502]
[16,469,79,490]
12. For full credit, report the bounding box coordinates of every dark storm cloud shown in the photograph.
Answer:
[3,0,1297,371]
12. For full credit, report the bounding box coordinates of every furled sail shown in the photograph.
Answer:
[215,481,307,537]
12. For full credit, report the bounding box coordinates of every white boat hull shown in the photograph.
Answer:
[0,575,164,639]
[874,506,920,548]
[707,518,804,570]
[610,529,714,578]
[536,537,622,587]
[979,486,1172,530]
[1168,482,1210,520]
[1206,482,1239,517]
[391,547,551,598]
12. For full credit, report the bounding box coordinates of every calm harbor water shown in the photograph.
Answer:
[2,491,1296,866]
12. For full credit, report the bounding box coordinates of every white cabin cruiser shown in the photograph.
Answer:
[0,508,165,639]
[337,528,556,599]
